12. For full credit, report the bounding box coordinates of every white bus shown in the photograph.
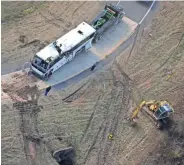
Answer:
[31,22,96,79]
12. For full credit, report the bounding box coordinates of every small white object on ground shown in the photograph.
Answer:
[149,33,152,37]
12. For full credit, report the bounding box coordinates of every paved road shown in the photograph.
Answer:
[2,1,160,91]
[42,17,137,87]
[52,1,160,90]
[1,1,157,75]
[114,1,151,22]
[2,16,137,89]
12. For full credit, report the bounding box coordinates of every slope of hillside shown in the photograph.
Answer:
[1,1,184,165]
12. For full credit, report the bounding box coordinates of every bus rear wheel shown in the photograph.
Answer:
[94,35,101,43]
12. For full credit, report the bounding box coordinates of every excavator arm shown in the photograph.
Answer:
[131,100,146,121]
[131,100,157,121]
[130,100,174,129]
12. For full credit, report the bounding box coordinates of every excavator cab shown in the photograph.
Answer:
[130,100,174,129]
[154,102,174,120]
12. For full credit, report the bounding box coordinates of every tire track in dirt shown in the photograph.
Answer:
[82,81,116,164]
[37,2,73,30]
[71,1,86,25]
[58,1,73,18]
[96,69,122,164]
[103,63,131,164]
[129,32,184,84]
[108,94,131,165]
[105,96,131,165]
[114,60,132,82]
[97,91,122,165]
[80,94,103,143]
[96,64,131,165]
[38,11,64,29]
[13,101,43,165]
[81,62,132,165]
[45,8,72,28]
[11,85,49,165]
[12,86,60,165]
[62,80,91,103]
[155,33,184,71]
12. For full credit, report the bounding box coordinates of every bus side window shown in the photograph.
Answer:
[72,34,93,51]
[49,61,54,69]
[49,56,62,69]
[63,51,70,57]
[48,63,52,69]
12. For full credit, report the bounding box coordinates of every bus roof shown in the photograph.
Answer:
[36,22,96,61]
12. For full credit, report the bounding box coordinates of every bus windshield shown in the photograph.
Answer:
[32,55,49,73]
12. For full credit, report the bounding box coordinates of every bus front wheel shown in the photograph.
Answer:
[94,35,101,43]
[44,71,52,81]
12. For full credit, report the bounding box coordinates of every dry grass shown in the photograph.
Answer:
[1,1,184,165]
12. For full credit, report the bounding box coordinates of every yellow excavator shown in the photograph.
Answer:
[131,100,174,129]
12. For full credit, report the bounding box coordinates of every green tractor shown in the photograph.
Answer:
[91,3,125,43]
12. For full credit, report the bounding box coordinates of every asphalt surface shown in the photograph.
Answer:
[42,16,137,87]
[1,1,154,75]
[52,1,160,90]
[114,1,151,23]
[1,1,160,91]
